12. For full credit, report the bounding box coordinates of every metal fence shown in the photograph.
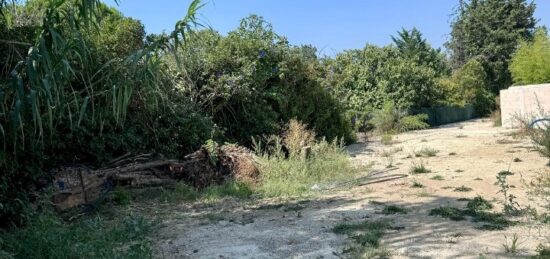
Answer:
[417,105,476,126]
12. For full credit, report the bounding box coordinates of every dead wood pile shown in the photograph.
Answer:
[50,145,259,210]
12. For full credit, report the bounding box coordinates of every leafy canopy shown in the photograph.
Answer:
[446,0,536,91]
[510,28,550,85]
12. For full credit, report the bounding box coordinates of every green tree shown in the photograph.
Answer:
[440,59,494,115]
[446,0,537,92]
[170,15,353,144]
[510,28,550,85]
[391,27,449,75]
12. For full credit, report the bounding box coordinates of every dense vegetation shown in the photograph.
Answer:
[446,0,537,92]
[0,0,548,238]
[510,28,550,85]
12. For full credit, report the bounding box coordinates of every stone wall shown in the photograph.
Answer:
[500,84,550,128]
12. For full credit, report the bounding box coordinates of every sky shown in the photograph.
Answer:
[105,0,550,56]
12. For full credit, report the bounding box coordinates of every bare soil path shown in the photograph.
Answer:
[152,119,549,258]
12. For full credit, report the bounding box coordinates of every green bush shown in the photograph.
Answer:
[0,0,209,226]
[510,29,550,85]
[369,101,429,134]
[440,59,495,116]
[399,114,430,131]
[170,17,354,145]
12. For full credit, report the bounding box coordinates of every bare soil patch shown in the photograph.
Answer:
[152,119,549,258]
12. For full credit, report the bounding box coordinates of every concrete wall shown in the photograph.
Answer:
[500,84,550,128]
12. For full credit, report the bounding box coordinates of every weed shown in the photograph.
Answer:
[430,207,465,221]
[333,220,391,257]
[0,212,152,258]
[497,139,521,145]
[456,134,468,138]
[430,200,514,230]
[449,152,457,156]
[467,196,493,211]
[441,186,454,190]
[381,134,394,145]
[491,108,501,127]
[202,182,253,201]
[381,205,408,215]
[457,198,471,201]
[156,183,199,202]
[454,185,473,192]
[205,212,226,222]
[498,170,514,176]
[535,244,550,258]
[111,187,132,205]
[283,119,316,158]
[502,233,520,254]
[369,200,385,206]
[430,175,444,180]
[415,147,439,157]
[421,139,428,142]
[513,157,522,162]
[380,147,403,157]
[474,177,483,181]
[416,191,431,197]
[256,135,359,197]
[495,171,521,215]
[455,169,464,173]
[411,181,425,188]
[409,161,432,174]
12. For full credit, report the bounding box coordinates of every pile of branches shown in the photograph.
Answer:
[50,145,259,210]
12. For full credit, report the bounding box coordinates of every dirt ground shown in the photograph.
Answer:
[152,119,550,258]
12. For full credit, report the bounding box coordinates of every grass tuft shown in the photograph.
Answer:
[411,181,424,188]
[415,147,439,157]
[454,185,473,192]
[430,206,465,221]
[430,175,444,181]
[381,205,408,215]
[409,162,432,174]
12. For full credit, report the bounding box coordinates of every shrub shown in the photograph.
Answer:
[399,114,430,131]
[370,101,402,134]
[441,59,494,116]
[510,29,550,85]
[370,101,429,134]
[283,119,316,158]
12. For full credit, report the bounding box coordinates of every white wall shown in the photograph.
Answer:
[500,84,550,128]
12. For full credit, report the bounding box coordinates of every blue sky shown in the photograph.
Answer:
[105,0,550,56]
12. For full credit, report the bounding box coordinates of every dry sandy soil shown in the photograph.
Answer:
[151,119,549,258]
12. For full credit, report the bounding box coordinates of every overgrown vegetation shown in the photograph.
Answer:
[253,120,359,197]
[0,0,548,256]
[510,28,550,85]
[0,209,152,258]
[369,101,429,134]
